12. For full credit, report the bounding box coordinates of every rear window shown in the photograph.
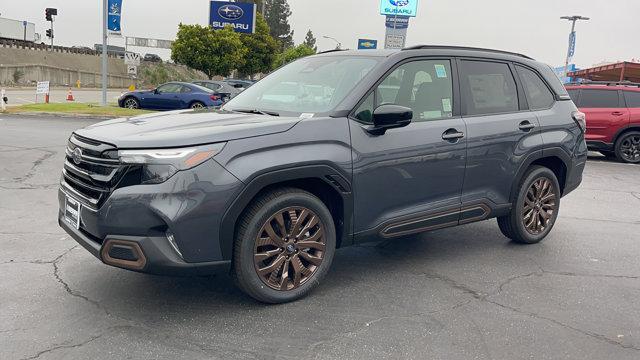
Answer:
[516,66,555,110]
[580,89,619,108]
[624,91,640,108]
[567,89,580,103]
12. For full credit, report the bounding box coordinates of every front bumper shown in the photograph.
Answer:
[58,216,231,275]
[58,158,243,275]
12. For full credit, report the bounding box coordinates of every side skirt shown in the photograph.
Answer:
[353,201,510,243]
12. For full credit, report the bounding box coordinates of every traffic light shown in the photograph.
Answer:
[46,29,54,39]
[45,8,57,21]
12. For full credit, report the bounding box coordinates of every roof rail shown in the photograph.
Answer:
[566,80,640,87]
[402,45,534,60]
[316,48,349,55]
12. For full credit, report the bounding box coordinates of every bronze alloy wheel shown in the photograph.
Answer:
[522,177,557,235]
[619,134,640,162]
[253,207,326,291]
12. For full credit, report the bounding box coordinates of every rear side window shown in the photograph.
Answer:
[567,89,580,104]
[516,66,555,110]
[580,90,619,108]
[624,91,640,108]
[459,60,518,116]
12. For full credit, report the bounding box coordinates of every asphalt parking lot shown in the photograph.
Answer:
[1,114,639,360]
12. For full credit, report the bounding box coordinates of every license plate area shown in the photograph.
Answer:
[64,195,81,229]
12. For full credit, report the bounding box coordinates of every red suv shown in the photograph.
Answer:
[565,83,640,163]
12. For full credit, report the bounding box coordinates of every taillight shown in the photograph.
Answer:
[572,111,586,132]
[210,94,220,101]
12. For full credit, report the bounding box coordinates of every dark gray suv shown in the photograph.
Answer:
[58,46,587,303]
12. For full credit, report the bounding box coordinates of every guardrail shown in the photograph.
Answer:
[0,39,122,58]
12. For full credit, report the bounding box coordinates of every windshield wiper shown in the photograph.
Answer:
[231,108,279,116]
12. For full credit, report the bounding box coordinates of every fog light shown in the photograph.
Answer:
[166,231,183,258]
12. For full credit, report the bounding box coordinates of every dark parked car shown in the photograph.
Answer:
[59,46,587,303]
[565,82,640,163]
[143,53,162,63]
[192,80,243,102]
[224,79,254,90]
[118,82,223,110]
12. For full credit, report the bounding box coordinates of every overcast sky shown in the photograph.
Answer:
[2,0,638,68]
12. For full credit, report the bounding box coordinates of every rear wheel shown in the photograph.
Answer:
[497,166,561,244]
[123,97,139,109]
[232,188,336,303]
[615,131,640,163]
[190,101,206,109]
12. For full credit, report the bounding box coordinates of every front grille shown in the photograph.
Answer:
[62,134,129,210]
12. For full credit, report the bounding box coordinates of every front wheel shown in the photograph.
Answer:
[497,166,561,244]
[615,131,640,163]
[232,188,336,303]
[123,97,139,109]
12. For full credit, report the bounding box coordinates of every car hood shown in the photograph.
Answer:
[74,110,302,148]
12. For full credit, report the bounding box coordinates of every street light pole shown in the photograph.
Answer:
[101,0,108,106]
[322,35,341,50]
[560,15,589,78]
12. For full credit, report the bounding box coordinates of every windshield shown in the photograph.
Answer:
[222,55,381,116]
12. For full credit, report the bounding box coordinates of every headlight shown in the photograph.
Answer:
[118,143,226,184]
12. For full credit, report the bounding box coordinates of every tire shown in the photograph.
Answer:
[123,97,139,109]
[232,188,336,303]
[497,166,561,244]
[190,101,205,109]
[614,131,640,164]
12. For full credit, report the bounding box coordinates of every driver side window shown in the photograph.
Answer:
[157,84,181,94]
[354,60,454,124]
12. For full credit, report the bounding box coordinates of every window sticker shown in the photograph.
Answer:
[299,113,315,119]
[434,64,447,78]
[442,98,452,112]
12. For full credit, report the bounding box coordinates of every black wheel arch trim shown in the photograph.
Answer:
[613,125,640,144]
[218,164,353,260]
[510,147,572,202]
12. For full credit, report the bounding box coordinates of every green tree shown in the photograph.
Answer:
[303,29,317,51]
[238,13,278,78]
[171,24,247,79]
[264,0,294,50]
[273,44,316,70]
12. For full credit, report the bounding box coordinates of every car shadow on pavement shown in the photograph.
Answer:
[70,219,524,322]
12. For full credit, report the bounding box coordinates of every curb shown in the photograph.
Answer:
[1,111,117,120]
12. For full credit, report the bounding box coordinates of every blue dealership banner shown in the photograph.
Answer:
[379,0,419,17]
[209,1,256,34]
[107,0,123,37]
[358,39,378,50]
[567,31,576,60]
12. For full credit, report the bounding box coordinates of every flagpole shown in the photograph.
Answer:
[101,0,108,106]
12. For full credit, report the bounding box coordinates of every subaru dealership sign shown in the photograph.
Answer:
[209,1,256,34]
[107,0,123,37]
[379,0,419,17]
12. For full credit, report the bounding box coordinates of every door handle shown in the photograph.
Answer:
[612,111,624,116]
[442,128,464,141]
[519,120,536,131]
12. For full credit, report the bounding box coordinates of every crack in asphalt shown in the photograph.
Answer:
[560,215,640,225]
[632,193,640,201]
[51,245,112,314]
[430,269,640,352]
[310,267,640,354]
[18,325,138,360]
[11,149,57,183]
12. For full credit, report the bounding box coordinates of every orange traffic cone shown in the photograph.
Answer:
[66,88,75,101]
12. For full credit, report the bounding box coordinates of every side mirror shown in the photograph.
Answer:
[153,88,160,94]
[368,104,412,135]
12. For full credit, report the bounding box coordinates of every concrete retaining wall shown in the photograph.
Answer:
[0,42,128,87]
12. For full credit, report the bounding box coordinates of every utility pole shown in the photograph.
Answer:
[560,15,589,77]
[101,0,108,106]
